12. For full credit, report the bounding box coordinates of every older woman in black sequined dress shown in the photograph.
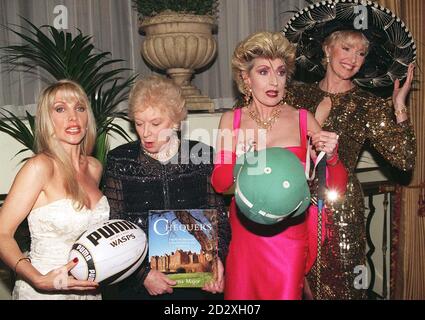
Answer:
[102,75,230,300]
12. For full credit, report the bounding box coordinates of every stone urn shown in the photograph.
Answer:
[139,11,217,112]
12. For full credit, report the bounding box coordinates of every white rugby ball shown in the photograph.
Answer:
[69,219,147,285]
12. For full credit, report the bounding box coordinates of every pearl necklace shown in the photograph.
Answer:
[247,104,283,130]
[144,134,180,163]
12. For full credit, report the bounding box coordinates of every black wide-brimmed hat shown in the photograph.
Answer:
[282,0,416,90]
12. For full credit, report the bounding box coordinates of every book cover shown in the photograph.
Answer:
[148,209,219,288]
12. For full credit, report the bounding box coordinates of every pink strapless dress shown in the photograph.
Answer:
[211,108,347,300]
[226,109,309,300]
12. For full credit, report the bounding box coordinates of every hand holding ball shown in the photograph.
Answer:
[69,219,147,285]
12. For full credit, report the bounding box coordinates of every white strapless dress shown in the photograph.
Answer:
[12,196,109,300]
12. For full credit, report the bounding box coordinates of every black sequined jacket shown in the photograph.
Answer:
[102,140,231,286]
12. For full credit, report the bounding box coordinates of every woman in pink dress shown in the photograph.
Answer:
[211,32,348,300]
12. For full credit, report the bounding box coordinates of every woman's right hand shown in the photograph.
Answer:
[33,258,99,292]
[308,130,339,159]
[143,269,177,296]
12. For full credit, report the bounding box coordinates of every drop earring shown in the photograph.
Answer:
[280,93,287,106]
[243,84,252,106]
[172,124,180,132]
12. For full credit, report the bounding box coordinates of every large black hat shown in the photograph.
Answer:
[282,0,416,90]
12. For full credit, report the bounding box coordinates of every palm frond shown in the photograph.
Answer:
[94,131,110,167]
[1,18,137,164]
[107,122,133,141]
[0,109,35,158]
[1,17,134,96]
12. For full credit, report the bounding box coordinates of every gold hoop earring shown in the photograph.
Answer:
[243,85,252,106]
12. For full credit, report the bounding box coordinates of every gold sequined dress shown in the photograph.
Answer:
[287,82,416,299]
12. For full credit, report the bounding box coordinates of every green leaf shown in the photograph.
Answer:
[0,109,35,159]
[94,131,110,166]
[1,18,137,165]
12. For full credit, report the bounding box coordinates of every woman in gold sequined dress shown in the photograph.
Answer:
[283,1,417,299]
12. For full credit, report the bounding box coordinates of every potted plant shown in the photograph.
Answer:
[0,18,136,165]
[132,0,220,112]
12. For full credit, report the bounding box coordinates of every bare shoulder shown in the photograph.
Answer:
[0,155,54,230]
[24,153,54,179]
[218,109,235,130]
[305,110,320,132]
[282,104,301,121]
[305,109,316,122]
[284,104,299,113]
[5,153,54,206]
[87,156,103,173]
[87,156,103,181]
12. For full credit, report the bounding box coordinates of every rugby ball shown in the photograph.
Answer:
[69,219,147,285]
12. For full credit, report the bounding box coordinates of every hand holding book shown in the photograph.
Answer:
[143,269,177,296]
[202,258,224,294]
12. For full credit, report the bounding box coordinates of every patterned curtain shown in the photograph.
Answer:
[377,0,425,300]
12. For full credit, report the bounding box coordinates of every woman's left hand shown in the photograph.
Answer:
[393,63,415,108]
[308,130,339,159]
[202,258,224,294]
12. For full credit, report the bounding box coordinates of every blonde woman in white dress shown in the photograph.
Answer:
[0,80,109,300]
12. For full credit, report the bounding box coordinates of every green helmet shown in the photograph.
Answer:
[234,147,311,225]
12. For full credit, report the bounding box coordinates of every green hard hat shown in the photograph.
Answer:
[234,147,311,225]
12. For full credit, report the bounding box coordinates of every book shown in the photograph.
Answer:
[148,209,219,288]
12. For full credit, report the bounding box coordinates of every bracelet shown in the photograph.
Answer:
[394,106,408,116]
[14,257,31,274]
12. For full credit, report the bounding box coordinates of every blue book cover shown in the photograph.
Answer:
[148,209,218,288]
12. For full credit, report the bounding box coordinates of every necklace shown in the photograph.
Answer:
[144,134,180,162]
[317,82,357,98]
[247,105,282,130]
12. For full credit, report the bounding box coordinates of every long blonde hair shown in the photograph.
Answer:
[35,80,97,210]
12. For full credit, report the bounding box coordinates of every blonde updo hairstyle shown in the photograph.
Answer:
[128,75,187,129]
[232,31,296,95]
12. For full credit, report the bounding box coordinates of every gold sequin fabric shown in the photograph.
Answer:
[287,82,416,299]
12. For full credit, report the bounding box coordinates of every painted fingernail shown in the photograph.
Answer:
[73,257,79,263]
